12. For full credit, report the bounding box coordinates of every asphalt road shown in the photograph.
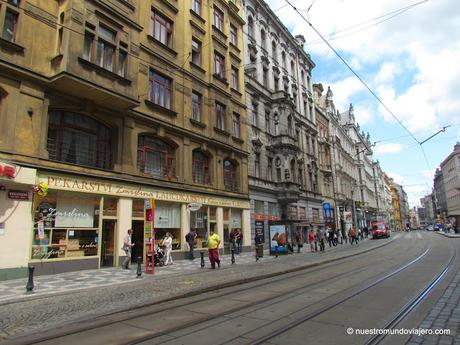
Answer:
[7,231,456,345]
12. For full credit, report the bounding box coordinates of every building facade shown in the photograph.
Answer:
[440,143,460,230]
[0,0,250,276]
[243,0,321,245]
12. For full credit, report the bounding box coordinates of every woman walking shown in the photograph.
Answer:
[309,229,316,252]
[162,232,174,265]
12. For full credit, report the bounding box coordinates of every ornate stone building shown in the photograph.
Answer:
[243,0,320,244]
[0,0,250,276]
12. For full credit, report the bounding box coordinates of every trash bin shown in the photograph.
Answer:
[257,244,264,258]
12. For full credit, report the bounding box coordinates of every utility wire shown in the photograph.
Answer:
[284,0,421,145]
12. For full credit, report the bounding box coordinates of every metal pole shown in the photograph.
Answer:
[26,266,35,293]
[231,247,235,264]
[136,256,142,278]
[200,251,205,268]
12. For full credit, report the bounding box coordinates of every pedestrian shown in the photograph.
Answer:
[207,229,221,269]
[230,228,238,253]
[308,229,316,252]
[122,229,134,269]
[341,227,348,244]
[236,228,243,254]
[358,228,363,241]
[349,226,357,245]
[295,229,302,253]
[185,229,197,260]
[162,232,174,265]
[327,227,335,247]
[317,228,325,252]
[363,226,369,238]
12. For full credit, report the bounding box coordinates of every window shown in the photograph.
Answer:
[192,91,202,122]
[215,102,226,130]
[213,7,224,31]
[192,0,201,16]
[230,24,237,46]
[304,101,308,117]
[255,153,260,178]
[247,16,254,37]
[231,67,239,90]
[232,112,240,138]
[224,159,238,191]
[191,38,201,66]
[268,158,273,181]
[149,70,172,109]
[151,11,173,48]
[291,60,295,75]
[288,116,293,136]
[251,103,258,126]
[96,26,116,71]
[214,52,225,79]
[192,150,210,184]
[272,41,277,59]
[47,111,112,169]
[83,31,94,60]
[137,136,176,179]
[263,68,268,88]
[265,111,270,133]
[274,76,279,91]
[274,114,279,135]
[301,70,305,85]
[282,51,286,68]
[118,50,127,77]
[261,29,266,50]
[2,8,18,42]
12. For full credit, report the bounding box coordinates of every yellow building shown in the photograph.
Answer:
[0,0,248,277]
[390,182,402,231]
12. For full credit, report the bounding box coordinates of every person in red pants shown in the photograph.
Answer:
[207,229,221,269]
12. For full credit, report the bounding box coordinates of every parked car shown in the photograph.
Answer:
[371,221,390,239]
[426,225,434,231]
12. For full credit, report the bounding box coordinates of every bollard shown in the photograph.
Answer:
[255,245,259,262]
[26,266,35,293]
[275,246,278,258]
[200,251,205,268]
[231,247,235,264]
[136,256,142,278]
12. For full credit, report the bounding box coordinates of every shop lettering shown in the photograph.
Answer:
[44,208,90,220]
[47,176,112,193]
[79,242,97,249]
[0,163,15,178]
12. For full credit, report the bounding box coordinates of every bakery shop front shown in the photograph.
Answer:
[31,172,250,275]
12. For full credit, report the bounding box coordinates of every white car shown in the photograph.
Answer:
[426,225,434,231]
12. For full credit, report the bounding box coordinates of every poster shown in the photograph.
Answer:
[255,220,265,243]
[37,220,44,240]
[269,224,287,253]
[344,211,353,232]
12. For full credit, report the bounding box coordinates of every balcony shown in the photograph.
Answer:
[277,181,301,204]
[267,134,299,152]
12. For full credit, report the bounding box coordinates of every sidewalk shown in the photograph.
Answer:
[0,249,265,304]
[0,237,381,306]
[435,231,460,239]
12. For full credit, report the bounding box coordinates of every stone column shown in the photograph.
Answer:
[117,198,132,266]
[181,203,189,251]
[217,207,224,249]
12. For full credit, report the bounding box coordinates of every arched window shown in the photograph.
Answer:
[261,29,266,49]
[137,135,176,179]
[248,16,254,37]
[47,111,112,169]
[192,150,211,185]
[223,159,238,191]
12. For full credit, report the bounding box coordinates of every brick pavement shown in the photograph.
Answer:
[407,267,460,345]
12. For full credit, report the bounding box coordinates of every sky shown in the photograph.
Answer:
[265,0,460,207]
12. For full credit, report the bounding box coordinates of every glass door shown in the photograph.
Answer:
[101,219,116,267]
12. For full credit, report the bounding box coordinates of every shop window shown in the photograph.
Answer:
[103,197,118,217]
[223,159,238,192]
[47,111,112,170]
[154,202,181,250]
[190,206,209,249]
[254,200,264,216]
[268,202,280,220]
[192,150,211,185]
[32,192,100,260]
[137,135,176,179]
[132,199,144,218]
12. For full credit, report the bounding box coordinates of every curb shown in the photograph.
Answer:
[435,231,460,239]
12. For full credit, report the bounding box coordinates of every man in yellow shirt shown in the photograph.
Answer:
[207,229,221,269]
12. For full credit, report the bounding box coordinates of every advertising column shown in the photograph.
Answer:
[144,199,155,274]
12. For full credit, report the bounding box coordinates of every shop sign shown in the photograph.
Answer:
[187,203,202,212]
[0,163,16,179]
[7,190,29,200]
[254,213,265,221]
[255,220,265,243]
[41,174,250,209]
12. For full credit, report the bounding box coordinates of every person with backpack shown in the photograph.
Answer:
[185,229,197,260]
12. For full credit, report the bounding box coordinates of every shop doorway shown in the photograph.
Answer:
[131,220,144,263]
[101,220,116,267]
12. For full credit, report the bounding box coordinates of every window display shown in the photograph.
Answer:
[154,202,181,250]
[190,206,209,249]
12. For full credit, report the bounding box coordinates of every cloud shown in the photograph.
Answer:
[387,172,404,185]
[375,143,404,154]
